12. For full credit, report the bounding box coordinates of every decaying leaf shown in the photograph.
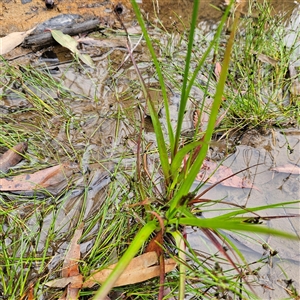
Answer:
[45,275,83,289]
[214,61,222,81]
[196,158,259,190]
[145,230,163,256]
[50,29,78,52]
[61,223,84,299]
[145,229,166,299]
[50,29,95,68]
[0,28,35,55]
[0,142,28,173]
[62,223,84,278]
[83,251,176,288]
[45,223,84,299]
[256,53,278,66]
[271,163,300,175]
[0,163,79,194]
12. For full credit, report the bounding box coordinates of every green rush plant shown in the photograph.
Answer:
[0,2,299,299]
[93,1,299,299]
[222,1,300,129]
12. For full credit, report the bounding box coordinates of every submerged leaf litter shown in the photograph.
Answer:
[0,2,300,299]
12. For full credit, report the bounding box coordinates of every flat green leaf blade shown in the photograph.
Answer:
[212,200,300,220]
[147,99,171,183]
[50,29,78,53]
[78,53,95,68]
[167,2,236,218]
[169,217,299,240]
[170,140,203,177]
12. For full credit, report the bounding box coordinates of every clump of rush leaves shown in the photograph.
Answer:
[93,1,299,299]
[223,1,299,129]
[0,1,299,299]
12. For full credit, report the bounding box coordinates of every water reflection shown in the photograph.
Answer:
[140,0,298,30]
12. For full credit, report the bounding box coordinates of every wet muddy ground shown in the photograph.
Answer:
[0,0,298,36]
[0,0,133,36]
[189,128,300,299]
[0,0,300,299]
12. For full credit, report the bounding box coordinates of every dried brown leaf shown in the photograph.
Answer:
[26,282,34,300]
[0,28,35,55]
[60,223,84,299]
[0,142,28,173]
[214,61,222,81]
[0,163,79,194]
[62,223,84,278]
[196,158,259,190]
[45,275,83,289]
[83,252,176,288]
[271,163,300,175]
[145,230,163,256]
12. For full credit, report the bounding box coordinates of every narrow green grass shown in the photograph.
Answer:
[0,1,299,299]
[93,0,299,299]
[222,1,300,129]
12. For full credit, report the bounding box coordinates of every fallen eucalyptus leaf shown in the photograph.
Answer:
[0,28,35,55]
[271,163,300,175]
[60,223,84,299]
[83,251,176,288]
[45,224,84,298]
[195,158,260,190]
[0,142,28,173]
[50,29,95,68]
[0,163,79,195]
[50,29,78,52]
[45,275,83,288]
[79,53,95,68]
[62,223,84,278]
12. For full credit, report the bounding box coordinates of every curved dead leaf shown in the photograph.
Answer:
[83,251,176,288]
[45,224,84,299]
[62,223,84,278]
[60,223,84,299]
[0,163,79,194]
[214,61,222,81]
[271,163,300,175]
[50,29,95,68]
[0,28,35,55]
[196,158,259,190]
[45,275,83,289]
[0,142,28,173]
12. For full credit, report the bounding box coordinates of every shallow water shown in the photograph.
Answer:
[189,129,300,299]
[0,0,299,298]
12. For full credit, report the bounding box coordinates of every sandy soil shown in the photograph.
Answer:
[0,0,132,36]
[1,0,296,37]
